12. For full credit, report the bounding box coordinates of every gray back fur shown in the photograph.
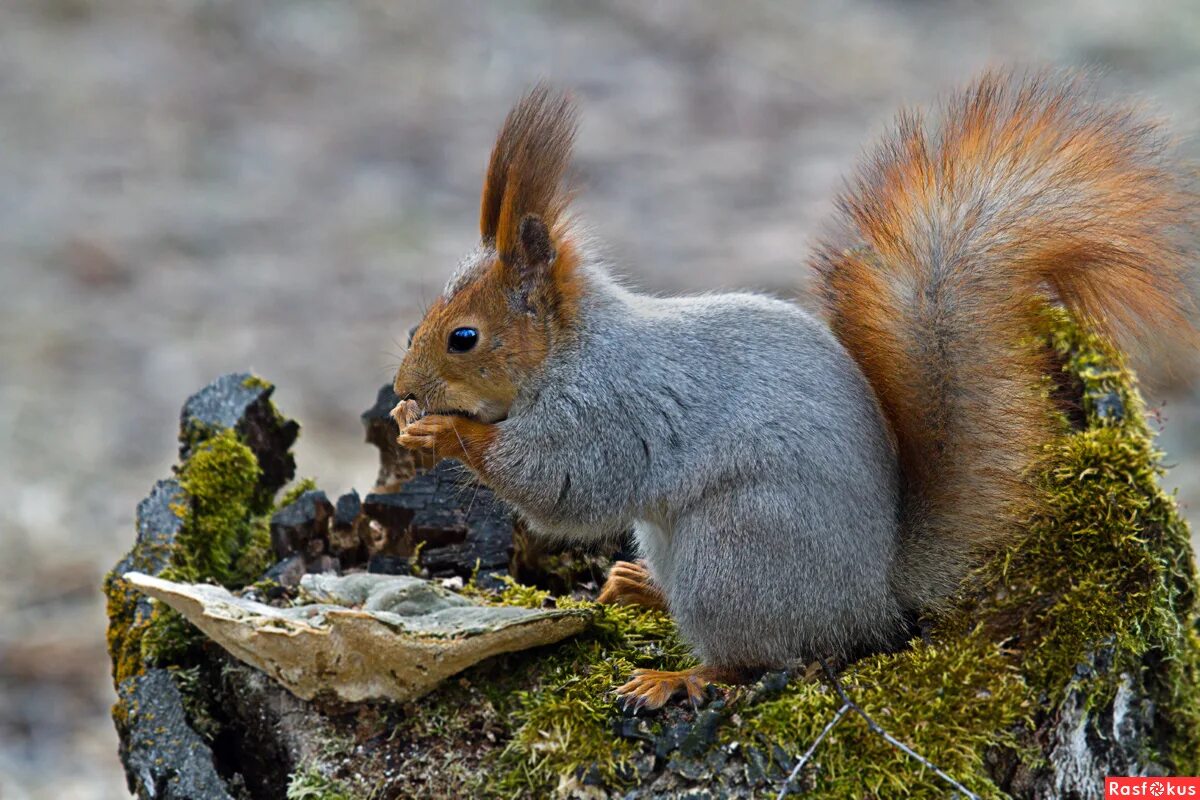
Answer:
[484,259,907,667]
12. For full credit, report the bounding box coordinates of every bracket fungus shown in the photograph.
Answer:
[123,571,589,704]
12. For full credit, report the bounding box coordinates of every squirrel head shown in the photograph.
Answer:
[394,86,582,424]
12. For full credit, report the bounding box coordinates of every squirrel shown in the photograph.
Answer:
[392,72,1195,710]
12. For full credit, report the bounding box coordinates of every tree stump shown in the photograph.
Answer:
[105,317,1200,799]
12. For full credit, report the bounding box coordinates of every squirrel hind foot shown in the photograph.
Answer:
[597,560,667,611]
[617,667,711,711]
[616,665,747,711]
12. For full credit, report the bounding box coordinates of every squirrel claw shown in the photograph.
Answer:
[395,414,449,451]
[616,666,716,711]
[618,691,650,715]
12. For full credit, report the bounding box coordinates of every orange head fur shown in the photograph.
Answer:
[394,86,582,423]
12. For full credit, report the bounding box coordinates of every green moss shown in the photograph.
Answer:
[170,428,270,585]
[109,409,305,682]
[105,578,151,686]
[140,604,201,666]
[168,665,222,741]
[134,430,279,667]
[280,715,372,798]
[473,311,1200,796]
[973,313,1200,768]
[278,477,319,510]
[474,582,689,795]
[727,629,1034,798]
[104,502,179,686]
[1161,627,1200,773]
[410,539,427,576]
[285,767,359,800]
[241,375,274,392]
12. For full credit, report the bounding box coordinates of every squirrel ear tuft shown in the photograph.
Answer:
[480,86,577,262]
[518,214,555,268]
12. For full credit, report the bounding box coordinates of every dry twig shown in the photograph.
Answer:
[776,701,850,799]
[776,656,980,799]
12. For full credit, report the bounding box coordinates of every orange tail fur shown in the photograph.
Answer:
[814,70,1195,611]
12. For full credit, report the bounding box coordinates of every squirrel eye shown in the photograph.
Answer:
[448,327,479,353]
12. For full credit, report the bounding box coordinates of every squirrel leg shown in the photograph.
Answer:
[616,664,742,711]
[596,560,666,610]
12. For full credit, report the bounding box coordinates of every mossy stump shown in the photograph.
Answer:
[105,318,1199,799]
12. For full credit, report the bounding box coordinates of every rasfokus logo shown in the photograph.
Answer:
[1107,777,1200,797]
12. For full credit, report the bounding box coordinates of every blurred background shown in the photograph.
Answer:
[1,1,1198,797]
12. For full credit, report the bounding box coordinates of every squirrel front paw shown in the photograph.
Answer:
[396,410,497,471]
[397,414,467,461]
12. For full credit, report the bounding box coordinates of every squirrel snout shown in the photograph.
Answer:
[391,361,427,421]
[392,362,427,409]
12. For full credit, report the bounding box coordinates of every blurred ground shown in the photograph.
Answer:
[1,1,1198,797]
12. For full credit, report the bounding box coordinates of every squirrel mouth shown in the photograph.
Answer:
[437,407,509,425]
[393,400,481,427]
[397,400,505,426]
[435,408,479,421]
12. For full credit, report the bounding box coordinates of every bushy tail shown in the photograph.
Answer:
[813,70,1195,613]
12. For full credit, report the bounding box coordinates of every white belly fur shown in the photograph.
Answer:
[633,518,672,587]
